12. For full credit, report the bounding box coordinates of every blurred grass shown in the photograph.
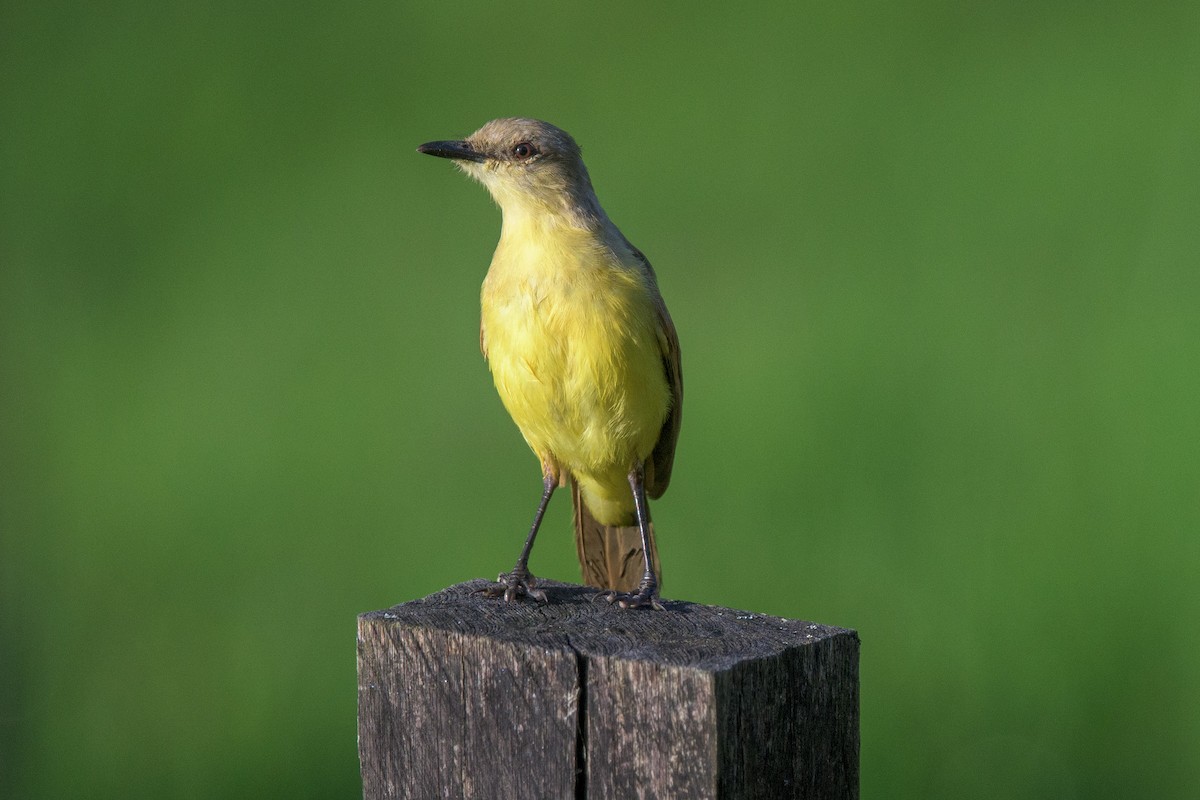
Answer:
[2,1,1199,798]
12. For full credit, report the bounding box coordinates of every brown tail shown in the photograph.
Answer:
[571,479,662,592]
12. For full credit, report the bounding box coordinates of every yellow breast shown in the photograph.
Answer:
[480,225,670,493]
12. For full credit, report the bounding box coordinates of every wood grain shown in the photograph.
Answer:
[358,580,859,799]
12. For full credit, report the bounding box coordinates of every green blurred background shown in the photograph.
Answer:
[3,1,1198,797]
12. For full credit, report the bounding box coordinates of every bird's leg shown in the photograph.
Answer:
[604,465,663,610]
[481,472,556,603]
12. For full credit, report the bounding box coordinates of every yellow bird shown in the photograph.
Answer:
[418,118,682,609]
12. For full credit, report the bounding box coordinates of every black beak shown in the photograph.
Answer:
[417,140,486,162]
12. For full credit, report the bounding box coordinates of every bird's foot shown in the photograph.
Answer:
[479,568,548,603]
[599,585,663,611]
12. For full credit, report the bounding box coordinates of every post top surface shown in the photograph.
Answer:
[361,580,857,672]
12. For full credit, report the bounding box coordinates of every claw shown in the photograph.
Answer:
[598,588,663,611]
[479,570,547,603]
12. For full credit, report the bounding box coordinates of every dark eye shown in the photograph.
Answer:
[512,142,537,158]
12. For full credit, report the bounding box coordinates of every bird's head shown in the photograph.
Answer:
[418,118,601,224]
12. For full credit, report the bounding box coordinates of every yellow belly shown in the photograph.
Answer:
[481,251,669,525]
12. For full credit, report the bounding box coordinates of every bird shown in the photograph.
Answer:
[417,118,682,609]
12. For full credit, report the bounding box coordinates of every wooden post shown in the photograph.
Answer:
[358,580,859,799]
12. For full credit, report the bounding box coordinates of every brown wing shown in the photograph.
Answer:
[645,296,682,499]
[620,242,682,500]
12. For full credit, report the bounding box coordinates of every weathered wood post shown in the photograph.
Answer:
[358,580,858,799]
